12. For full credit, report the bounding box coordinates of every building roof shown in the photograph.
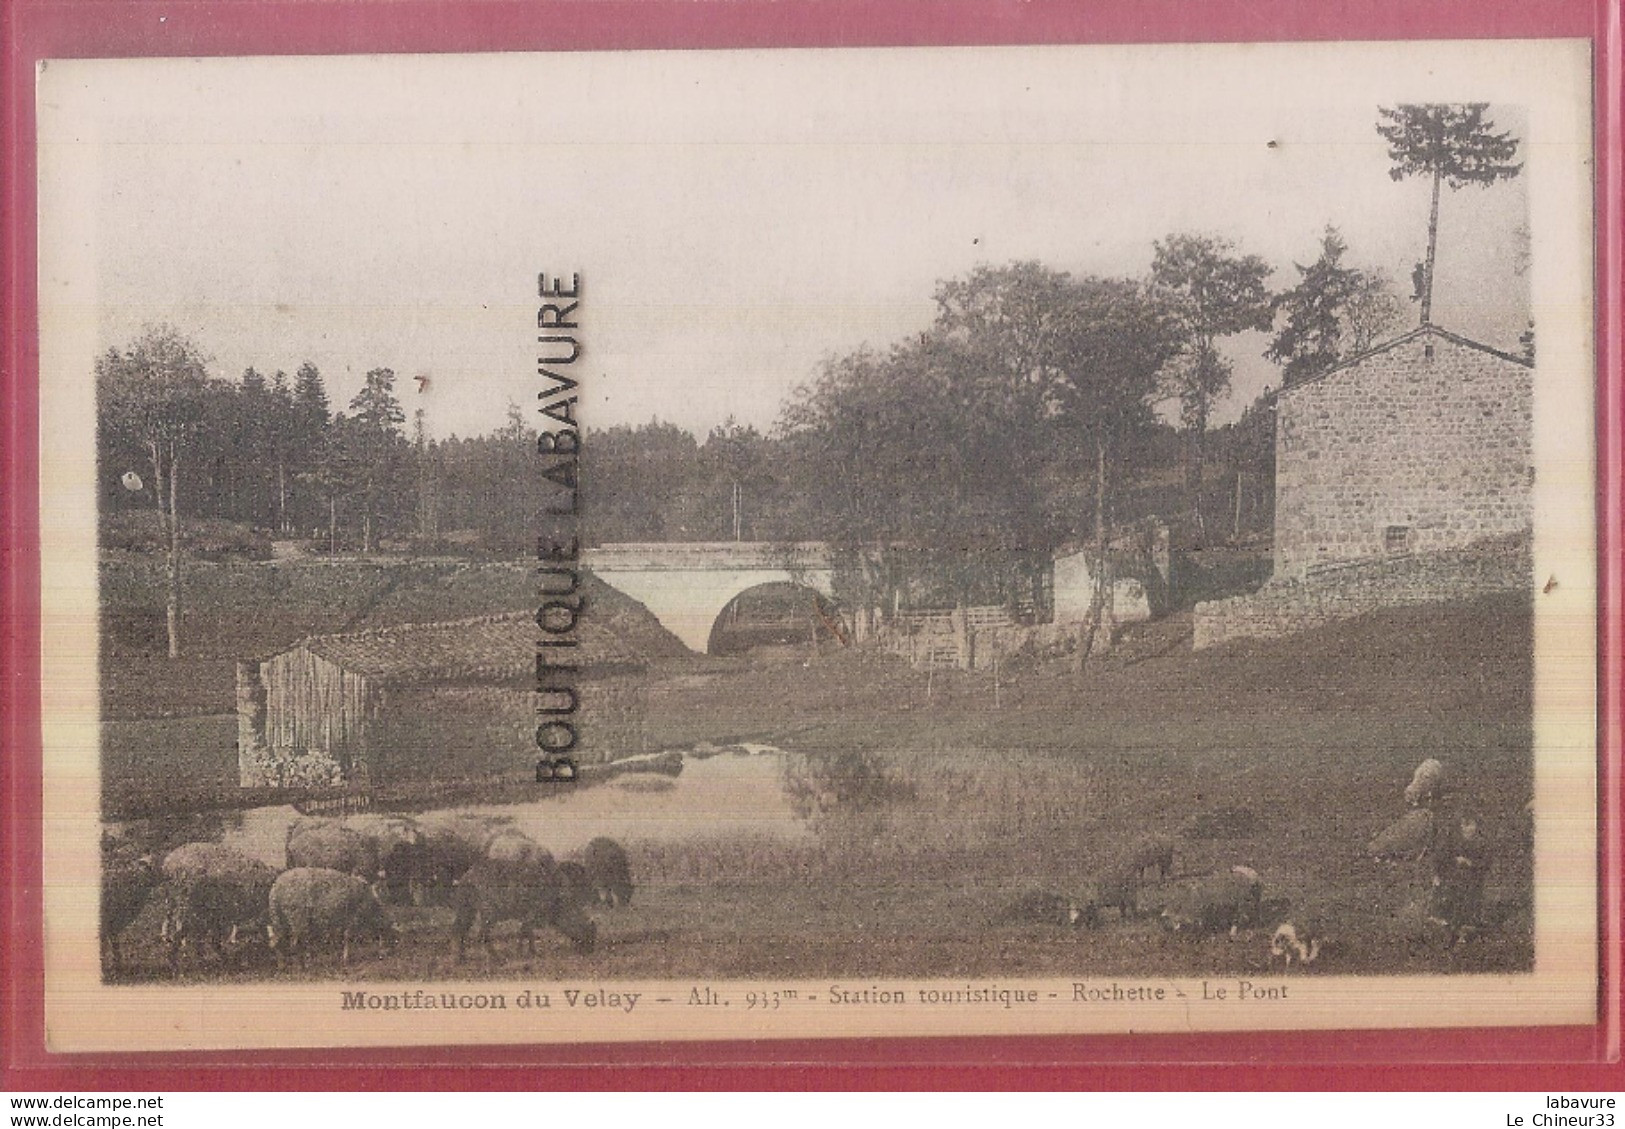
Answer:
[1274,323,1532,398]
[294,609,665,683]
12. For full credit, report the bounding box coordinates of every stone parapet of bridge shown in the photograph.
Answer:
[583,542,833,572]
[583,542,837,653]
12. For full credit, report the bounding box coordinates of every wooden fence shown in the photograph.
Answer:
[878,605,1028,670]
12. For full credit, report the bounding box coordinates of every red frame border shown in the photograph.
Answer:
[3,0,1620,1091]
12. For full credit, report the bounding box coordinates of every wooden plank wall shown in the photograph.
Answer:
[262,647,376,763]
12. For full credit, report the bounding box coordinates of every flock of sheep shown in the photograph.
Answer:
[101,757,1506,979]
[1000,757,1499,968]
[100,813,634,977]
[998,836,1281,951]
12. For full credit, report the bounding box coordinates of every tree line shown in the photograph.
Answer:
[91,230,1361,657]
[98,103,1522,658]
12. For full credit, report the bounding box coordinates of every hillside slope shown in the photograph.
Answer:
[100,557,684,719]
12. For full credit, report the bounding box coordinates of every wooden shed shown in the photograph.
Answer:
[238,609,670,788]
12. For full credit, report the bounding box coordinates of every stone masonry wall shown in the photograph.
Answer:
[1193,534,1530,650]
[1273,332,1532,581]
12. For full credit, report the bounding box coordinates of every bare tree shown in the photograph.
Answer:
[96,326,211,657]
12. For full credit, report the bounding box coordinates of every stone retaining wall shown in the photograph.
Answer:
[1193,535,1530,650]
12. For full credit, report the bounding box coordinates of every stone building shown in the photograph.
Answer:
[1194,324,1534,649]
[1272,324,1533,581]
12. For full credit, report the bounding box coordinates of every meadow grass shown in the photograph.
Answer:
[98,553,1536,979]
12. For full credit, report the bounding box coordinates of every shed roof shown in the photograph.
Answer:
[1275,323,1532,398]
[295,609,658,684]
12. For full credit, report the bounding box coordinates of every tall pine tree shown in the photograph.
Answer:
[290,362,331,532]
[1376,104,1522,325]
[347,368,406,552]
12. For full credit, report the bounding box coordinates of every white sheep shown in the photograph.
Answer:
[160,842,277,974]
[268,867,397,969]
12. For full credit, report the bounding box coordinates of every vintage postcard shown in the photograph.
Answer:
[36,39,1599,1053]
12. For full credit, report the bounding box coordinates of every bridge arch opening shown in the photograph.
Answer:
[706,581,845,657]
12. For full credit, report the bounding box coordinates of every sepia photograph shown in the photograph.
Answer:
[34,38,1599,1052]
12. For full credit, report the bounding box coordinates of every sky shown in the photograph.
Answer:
[39,42,1555,441]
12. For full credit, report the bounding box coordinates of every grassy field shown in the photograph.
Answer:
[102,558,1536,980]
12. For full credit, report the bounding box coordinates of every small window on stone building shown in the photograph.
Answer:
[1384,525,1411,555]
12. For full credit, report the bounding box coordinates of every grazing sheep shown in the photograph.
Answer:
[343,813,422,853]
[1121,835,1175,882]
[1404,758,1447,808]
[577,837,634,908]
[1367,808,1436,862]
[410,812,513,887]
[101,855,159,974]
[268,867,397,969]
[343,815,425,903]
[484,829,547,865]
[555,861,593,910]
[1160,866,1263,938]
[162,841,269,886]
[417,811,513,851]
[1269,921,1329,969]
[285,821,381,880]
[396,826,488,906]
[451,852,596,961]
[1072,867,1141,928]
[159,842,277,974]
[1069,839,1172,929]
[994,889,1076,927]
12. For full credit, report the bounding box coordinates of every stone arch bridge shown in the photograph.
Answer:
[583,542,837,653]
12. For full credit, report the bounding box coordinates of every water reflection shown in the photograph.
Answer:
[212,748,812,865]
